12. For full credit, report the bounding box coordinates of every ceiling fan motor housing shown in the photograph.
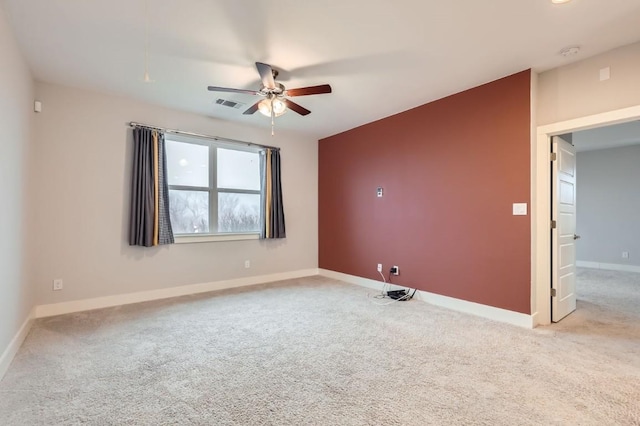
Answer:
[263,82,285,96]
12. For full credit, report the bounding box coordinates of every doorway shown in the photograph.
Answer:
[552,122,640,322]
[532,105,640,326]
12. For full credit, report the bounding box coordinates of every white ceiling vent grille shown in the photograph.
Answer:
[215,98,245,109]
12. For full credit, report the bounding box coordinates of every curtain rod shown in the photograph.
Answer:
[127,122,280,151]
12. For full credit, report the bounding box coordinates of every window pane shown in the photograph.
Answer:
[218,193,260,233]
[166,140,209,187]
[169,190,209,234]
[217,148,260,191]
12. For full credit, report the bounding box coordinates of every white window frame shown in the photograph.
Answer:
[166,134,262,243]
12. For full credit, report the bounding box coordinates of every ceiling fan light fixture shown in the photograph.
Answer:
[551,0,572,3]
[258,97,287,117]
[272,98,286,115]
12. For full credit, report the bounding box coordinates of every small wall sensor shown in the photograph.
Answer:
[377,187,383,197]
[34,100,42,113]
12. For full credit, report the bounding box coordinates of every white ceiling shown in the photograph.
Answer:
[3,0,640,139]
[572,120,640,152]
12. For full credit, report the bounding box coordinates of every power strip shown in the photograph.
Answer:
[387,290,410,300]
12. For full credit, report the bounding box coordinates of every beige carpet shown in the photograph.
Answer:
[1,269,639,425]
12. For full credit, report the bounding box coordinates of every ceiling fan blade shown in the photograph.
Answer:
[284,99,311,116]
[208,86,260,96]
[243,101,261,115]
[286,84,332,97]
[255,62,276,90]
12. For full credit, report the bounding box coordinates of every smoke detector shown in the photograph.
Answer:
[559,46,581,57]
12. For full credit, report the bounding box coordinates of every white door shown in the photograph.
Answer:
[552,136,578,322]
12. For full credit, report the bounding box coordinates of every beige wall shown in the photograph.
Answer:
[32,82,318,305]
[537,42,640,125]
[0,7,35,358]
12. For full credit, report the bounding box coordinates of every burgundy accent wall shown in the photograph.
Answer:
[319,70,531,314]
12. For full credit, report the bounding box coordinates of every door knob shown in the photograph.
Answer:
[574,234,581,240]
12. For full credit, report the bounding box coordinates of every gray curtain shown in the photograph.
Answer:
[157,137,174,244]
[260,148,286,239]
[269,149,286,238]
[129,127,174,246]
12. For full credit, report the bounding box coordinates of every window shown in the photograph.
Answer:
[166,135,261,238]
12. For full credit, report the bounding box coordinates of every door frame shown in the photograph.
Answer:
[531,104,640,326]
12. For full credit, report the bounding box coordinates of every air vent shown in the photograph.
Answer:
[215,98,245,109]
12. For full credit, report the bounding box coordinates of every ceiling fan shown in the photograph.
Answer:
[207,62,332,118]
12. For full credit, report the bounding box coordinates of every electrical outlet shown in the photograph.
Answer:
[244,260,251,268]
[53,279,63,291]
[377,263,382,272]
[391,266,399,276]
[622,251,629,259]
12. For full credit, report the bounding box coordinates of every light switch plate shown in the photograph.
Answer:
[599,67,610,81]
[513,203,527,216]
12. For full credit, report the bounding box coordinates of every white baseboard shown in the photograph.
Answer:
[0,308,35,381]
[35,269,319,318]
[530,311,543,327]
[319,269,533,329]
[319,269,405,291]
[415,290,534,328]
[577,261,640,273]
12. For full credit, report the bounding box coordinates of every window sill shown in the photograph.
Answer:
[174,233,260,244]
